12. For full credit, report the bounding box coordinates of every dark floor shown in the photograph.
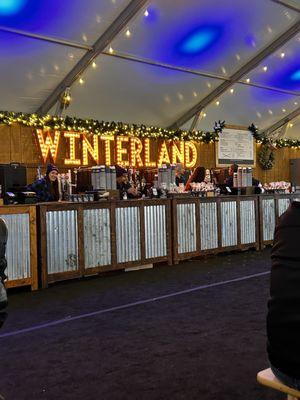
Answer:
[0,248,284,400]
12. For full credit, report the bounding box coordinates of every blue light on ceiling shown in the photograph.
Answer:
[291,69,300,81]
[0,0,27,15]
[178,26,222,55]
[263,65,300,92]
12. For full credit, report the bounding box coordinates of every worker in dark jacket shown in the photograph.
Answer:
[27,164,59,202]
[267,200,300,390]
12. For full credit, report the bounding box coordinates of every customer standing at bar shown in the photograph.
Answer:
[185,166,206,191]
[267,199,300,390]
[27,164,59,202]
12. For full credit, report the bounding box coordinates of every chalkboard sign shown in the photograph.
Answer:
[216,127,255,167]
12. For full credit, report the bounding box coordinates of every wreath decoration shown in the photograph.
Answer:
[258,144,275,170]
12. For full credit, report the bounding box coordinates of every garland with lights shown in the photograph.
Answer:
[0,111,299,149]
[0,111,218,143]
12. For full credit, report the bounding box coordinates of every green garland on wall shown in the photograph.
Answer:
[0,111,298,149]
[258,144,275,170]
[0,111,219,143]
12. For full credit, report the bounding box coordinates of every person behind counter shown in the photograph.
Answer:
[27,164,59,202]
[225,163,239,187]
[175,164,187,187]
[116,165,140,200]
[185,166,206,191]
[225,163,261,188]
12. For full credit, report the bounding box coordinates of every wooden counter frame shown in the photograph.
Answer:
[0,205,38,291]
[38,199,172,287]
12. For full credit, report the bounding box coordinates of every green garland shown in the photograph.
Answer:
[0,111,219,143]
[0,111,298,149]
[258,144,275,170]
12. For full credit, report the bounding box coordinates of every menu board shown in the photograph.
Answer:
[216,128,255,167]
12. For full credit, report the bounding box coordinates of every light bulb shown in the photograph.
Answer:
[144,9,149,17]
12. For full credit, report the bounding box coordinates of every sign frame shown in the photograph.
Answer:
[215,124,256,168]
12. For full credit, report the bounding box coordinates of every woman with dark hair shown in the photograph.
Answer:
[185,166,206,191]
[27,164,60,202]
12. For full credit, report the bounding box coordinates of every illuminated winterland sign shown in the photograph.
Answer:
[36,129,198,168]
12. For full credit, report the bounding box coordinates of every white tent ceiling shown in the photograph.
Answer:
[0,0,299,136]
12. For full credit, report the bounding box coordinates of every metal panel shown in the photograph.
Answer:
[116,207,140,263]
[221,201,237,247]
[277,198,291,217]
[177,203,196,254]
[240,200,256,244]
[1,214,30,280]
[262,198,276,241]
[199,202,218,250]
[83,208,111,268]
[144,205,167,259]
[46,210,78,274]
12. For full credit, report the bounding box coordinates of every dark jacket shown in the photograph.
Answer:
[27,177,56,202]
[267,201,300,378]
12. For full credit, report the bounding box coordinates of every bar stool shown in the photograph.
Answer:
[257,368,300,400]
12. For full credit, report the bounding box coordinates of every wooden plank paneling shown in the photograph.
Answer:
[0,124,299,185]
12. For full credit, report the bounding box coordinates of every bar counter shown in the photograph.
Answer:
[1,193,297,289]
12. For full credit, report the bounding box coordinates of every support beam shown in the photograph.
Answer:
[0,26,92,50]
[36,0,149,115]
[103,51,300,96]
[169,18,300,130]
[270,0,300,13]
[260,106,300,136]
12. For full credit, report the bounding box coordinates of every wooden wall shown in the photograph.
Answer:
[1,123,299,184]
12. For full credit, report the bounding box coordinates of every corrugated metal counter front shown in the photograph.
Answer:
[171,195,260,263]
[38,199,172,287]
[0,205,38,290]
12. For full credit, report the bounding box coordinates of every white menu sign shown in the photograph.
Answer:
[216,128,255,166]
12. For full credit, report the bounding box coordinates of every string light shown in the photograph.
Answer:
[263,66,268,72]
[215,100,220,106]
[79,78,85,85]
[144,9,149,17]
[92,62,97,69]
[125,29,131,37]
[230,88,234,94]
[280,52,285,58]
[109,46,114,54]
[246,78,250,83]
